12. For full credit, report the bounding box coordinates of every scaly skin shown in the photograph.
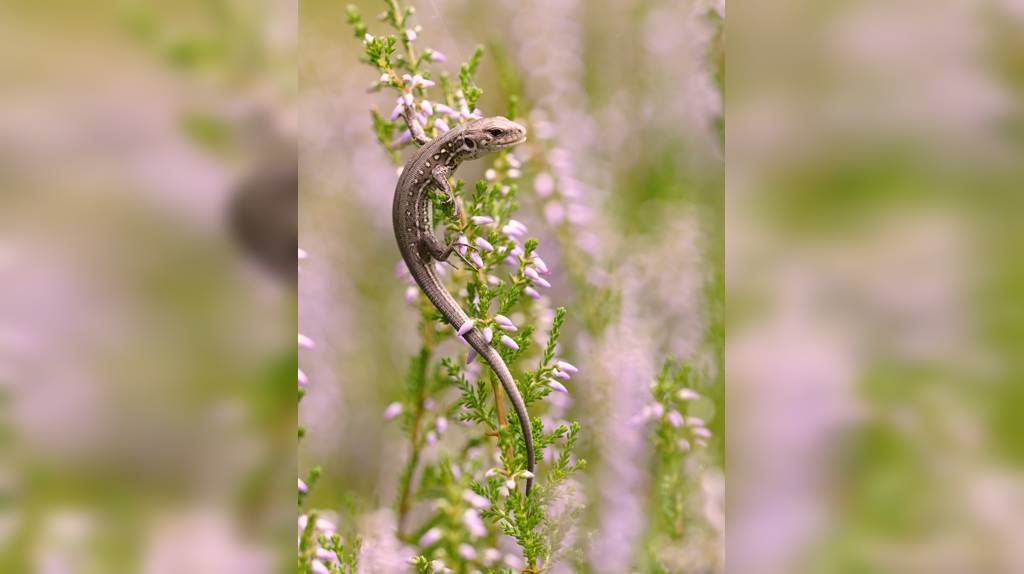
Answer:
[392,115,534,493]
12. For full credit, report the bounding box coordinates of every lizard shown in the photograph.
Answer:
[392,111,535,494]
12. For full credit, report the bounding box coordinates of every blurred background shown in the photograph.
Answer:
[0,0,296,572]
[299,0,723,571]
[728,0,1024,572]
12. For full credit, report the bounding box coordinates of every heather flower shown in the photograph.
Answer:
[549,380,569,394]
[457,319,475,336]
[434,118,449,133]
[693,427,712,439]
[463,508,487,538]
[419,527,442,547]
[482,326,493,343]
[465,348,477,365]
[383,402,403,420]
[667,411,685,428]
[495,314,518,331]
[458,544,477,560]
[499,335,519,350]
[553,369,571,381]
[435,416,448,434]
[471,215,494,225]
[405,286,419,304]
[298,478,308,493]
[678,388,700,401]
[556,360,578,373]
[474,237,494,252]
[462,490,491,509]
[532,255,549,274]
[687,416,706,427]
[524,286,541,300]
[469,252,484,268]
[298,369,308,386]
[298,333,315,349]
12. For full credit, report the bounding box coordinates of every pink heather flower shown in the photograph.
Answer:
[298,333,315,349]
[466,348,477,365]
[544,202,566,225]
[553,369,571,381]
[483,327,493,343]
[524,286,541,300]
[524,267,542,282]
[416,112,429,126]
[434,103,458,117]
[507,155,521,168]
[502,220,528,237]
[695,438,709,449]
[667,411,685,428]
[383,402,403,420]
[549,380,568,394]
[428,49,446,62]
[401,92,414,106]
[484,169,497,181]
[311,560,329,574]
[419,527,442,547]
[532,255,549,274]
[455,235,469,257]
[504,554,525,569]
[458,544,477,560]
[495,314,518,331]
[390,99,405,120]
[363,33,374,43]
[405,286,419,304]
[687,417,707,427]
[534,172,555,196]
[379,73,390,83]
[458,319,475,336]
[426,431,438,445]
[474,237,494,252]
[434,119,450,133]
[483,548,501,565]
[462,490,491,509]
[678,388,700,401]
[420,100,433,115]
[651,403,665,418]
[436,417,448,434]
[297,248,308,260]
[486,275,500,286]
[499,335,519,350]
[298,478,308,493]
[678,438,692,452]
[392,130,412,147]
[507,168,521,179]
[316,548,338,562]
[315,518,336,532]
[463,508,487,538]
[693,427,713,439]
[298,369,308,386]
[471,215,494,225]
[470,252,484,268]
[405,29,417,42]
[556,360,578,373]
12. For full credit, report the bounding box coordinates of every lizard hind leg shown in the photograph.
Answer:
[421,235,480,272]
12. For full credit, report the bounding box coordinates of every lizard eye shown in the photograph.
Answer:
[487,128,503,137]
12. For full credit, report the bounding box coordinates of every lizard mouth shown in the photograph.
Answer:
[496,125,527,149]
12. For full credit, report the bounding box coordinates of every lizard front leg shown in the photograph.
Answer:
[430,165,463,219]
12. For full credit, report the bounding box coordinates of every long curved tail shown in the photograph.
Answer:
[466,331,535,494]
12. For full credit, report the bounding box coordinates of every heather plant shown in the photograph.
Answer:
[299,1,585,571]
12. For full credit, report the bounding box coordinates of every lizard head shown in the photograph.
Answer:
[457,117,527,159]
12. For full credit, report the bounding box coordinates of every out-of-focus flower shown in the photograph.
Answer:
[383,402,403,420]
[471,215,494,225]
[462,490,491,509]
[419,527,442,547]
[549,380,569,394]
[463,508,487,538]
[298,369,308,386]
[298,478,308,493]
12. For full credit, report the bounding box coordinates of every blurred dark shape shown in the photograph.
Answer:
[228,155,298,286]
